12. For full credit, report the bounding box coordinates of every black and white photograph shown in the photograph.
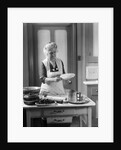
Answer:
[23,23,98,127]
[8,8,113,142]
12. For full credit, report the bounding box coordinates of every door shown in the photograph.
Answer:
[28,23,77,91]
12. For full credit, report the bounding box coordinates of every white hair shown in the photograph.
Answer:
[43,42,58,57]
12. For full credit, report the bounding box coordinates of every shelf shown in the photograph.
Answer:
[83,80,98,85]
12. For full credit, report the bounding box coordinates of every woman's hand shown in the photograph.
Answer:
[44,76,62,84]
[54,76,62,82]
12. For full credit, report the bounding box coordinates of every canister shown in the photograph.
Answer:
[66,89,77,102]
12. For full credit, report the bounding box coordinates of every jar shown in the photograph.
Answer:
[66,89,77,102]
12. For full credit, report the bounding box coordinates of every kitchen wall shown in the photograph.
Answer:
[77,23,98,94]
[77,24,83,92]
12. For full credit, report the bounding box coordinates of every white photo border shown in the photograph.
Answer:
[8,8,113,143]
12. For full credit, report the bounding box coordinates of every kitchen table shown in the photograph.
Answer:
[23,98,95,127]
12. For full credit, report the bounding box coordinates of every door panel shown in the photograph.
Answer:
[37,30,50,77]
[55,29,67,73]
[29,23,77,91]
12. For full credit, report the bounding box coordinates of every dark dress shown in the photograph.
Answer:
[40,60,65,83]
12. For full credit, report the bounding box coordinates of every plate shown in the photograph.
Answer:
[24,100,37,105]
[35,102,56,106]
[68,99,89,104]
[60,73,75,80]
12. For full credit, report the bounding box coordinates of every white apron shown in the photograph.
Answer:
[40,58,65,95]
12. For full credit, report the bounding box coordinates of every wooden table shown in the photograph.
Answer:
[23,98,95,127]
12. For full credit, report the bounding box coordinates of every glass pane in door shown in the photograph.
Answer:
[37,30,50,76]
[55,30,67,73]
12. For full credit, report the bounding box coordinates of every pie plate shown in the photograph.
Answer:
[68,99,90,104]
[35,102,57,106]
[60,73,75,80]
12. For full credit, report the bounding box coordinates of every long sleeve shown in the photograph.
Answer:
[61,60,65,74]
[40,62,47,83]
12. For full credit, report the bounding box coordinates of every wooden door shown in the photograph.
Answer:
[28,23,77,91]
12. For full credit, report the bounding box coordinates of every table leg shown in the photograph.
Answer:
[79,116,83,127]
[26,110,32,127]
[87,107,92,127]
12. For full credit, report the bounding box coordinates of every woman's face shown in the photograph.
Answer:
[47,48,57,61]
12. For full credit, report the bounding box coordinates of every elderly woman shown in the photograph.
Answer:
[40,42,66,95]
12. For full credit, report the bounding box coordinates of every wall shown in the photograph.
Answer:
[77,23,98,94]
[23,24,29,87]
[77,24,83,92]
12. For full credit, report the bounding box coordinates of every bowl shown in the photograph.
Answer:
[23,93,39,101]
[23,86,41,95]
[24,99,38,105]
